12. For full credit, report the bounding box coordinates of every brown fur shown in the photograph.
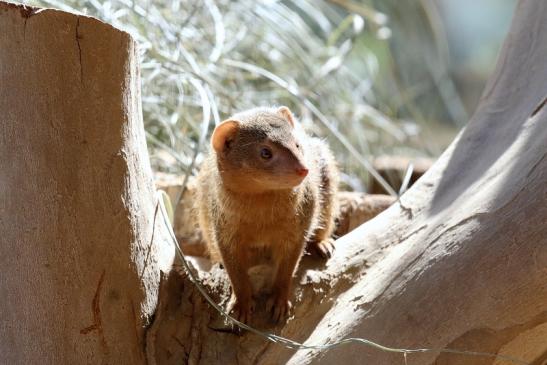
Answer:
[196,106,339,323]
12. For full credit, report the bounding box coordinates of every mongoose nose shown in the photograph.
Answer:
[296,167,309,177]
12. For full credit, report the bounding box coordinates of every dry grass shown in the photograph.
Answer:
[29,0,464,194]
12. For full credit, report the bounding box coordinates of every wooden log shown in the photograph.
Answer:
[0,2,173,363]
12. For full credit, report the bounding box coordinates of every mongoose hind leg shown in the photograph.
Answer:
[308,143,339,259]
[308,178,338,258]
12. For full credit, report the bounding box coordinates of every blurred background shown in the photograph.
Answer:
[29,0,516,193]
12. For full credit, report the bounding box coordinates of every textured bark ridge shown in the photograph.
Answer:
[0,2,173,364]
[148,1,547,364]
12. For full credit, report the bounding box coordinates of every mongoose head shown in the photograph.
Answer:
[211,106,309,193]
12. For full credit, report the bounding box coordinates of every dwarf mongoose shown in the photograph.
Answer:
[196,106,339,323]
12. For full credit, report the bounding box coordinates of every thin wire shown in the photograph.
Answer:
[155,193,530,365]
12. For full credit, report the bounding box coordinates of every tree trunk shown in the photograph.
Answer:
[148,1,547,364]
[2,0,546,364]
[0,2,173,364]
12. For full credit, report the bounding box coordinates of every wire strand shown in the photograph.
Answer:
[155,192,529,365]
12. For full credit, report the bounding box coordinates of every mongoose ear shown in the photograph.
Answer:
[277,106,295,128]
[211,119,240,153]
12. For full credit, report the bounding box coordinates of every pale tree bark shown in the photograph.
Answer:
[147,1,547,364]
[1,0,546,364]
[0,2,173,364]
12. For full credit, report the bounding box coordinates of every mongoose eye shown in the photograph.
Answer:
[260,147,273,160]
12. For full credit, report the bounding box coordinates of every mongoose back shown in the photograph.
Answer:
[196,106,339,323]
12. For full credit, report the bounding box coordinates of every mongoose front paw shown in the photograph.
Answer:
[227,294,254,324]
[266,295,292,323]
[312,238,335,258]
